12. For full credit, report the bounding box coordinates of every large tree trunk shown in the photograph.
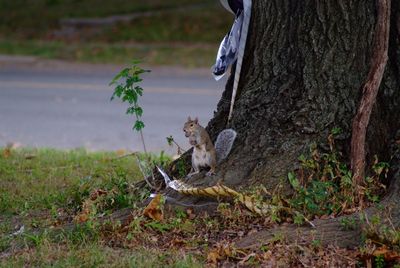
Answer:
[204,0,400,191]
[153,0,400,246]
[160,0,400,248]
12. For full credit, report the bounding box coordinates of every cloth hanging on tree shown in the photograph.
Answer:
[212,0,252,121]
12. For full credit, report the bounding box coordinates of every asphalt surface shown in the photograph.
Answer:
[0,56,225,154]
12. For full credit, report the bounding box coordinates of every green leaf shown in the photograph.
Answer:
[111,84,125,100]
[372,161,389,175]
[135,86,143,96]
[110,62,149,137]
[109,68,130,85]
[298,154,306,162]
[288,172,300,190]
[123,89,137,104]
[166,136,174,146]
[126,107,135,114]
[135,107,143,116]
[293,212,304,226]
[133,121,145,131]
[125,76,135,88]
[330,127,342,136]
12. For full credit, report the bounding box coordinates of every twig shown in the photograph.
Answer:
[112,152,139,160]
[134,154,157,190]
[386,211,396,230]
[303,216,316,228]
[170,139,187,154]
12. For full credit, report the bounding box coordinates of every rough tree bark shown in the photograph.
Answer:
[163,0,400,248]
[135,0,400,249]
[204,0,400,190]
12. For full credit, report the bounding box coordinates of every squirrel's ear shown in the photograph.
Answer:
[194,117,199,124]
[188,116,192,121]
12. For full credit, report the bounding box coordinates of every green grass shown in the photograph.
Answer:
[0,148,375,267]
[0,0,214,38]
[97,6,232,43]
[2,243,202,267]
[0,148,141,215]
[0,148,202,267]
[0,0,232,67]
[0,39,217,67]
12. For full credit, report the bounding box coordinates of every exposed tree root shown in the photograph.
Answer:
[351,0,391,183]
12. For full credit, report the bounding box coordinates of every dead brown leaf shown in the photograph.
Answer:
[115,149,127,156]
[170,238,185,247]
[74,208,90,223]
[74,199,94,223]
[373,246,400,261]
[2,147,11,158]
[186,208,196,220]
[207,250,221,264]
[90,189,108,200]
[143,194,164,221]
[74,213,89,223]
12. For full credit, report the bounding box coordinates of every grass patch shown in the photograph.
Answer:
[1,243,202,267]
[1,147,381,267]
[0,148,205,267]
[0,148,141,215]
[0,1,232,66]
[96,6,232,43]
[0,0,214,38]
[0,39,217,67]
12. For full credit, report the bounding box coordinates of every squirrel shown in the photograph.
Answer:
[183,116,237,177]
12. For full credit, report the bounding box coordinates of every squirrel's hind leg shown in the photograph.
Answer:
[206,154,217,176]
[206,163,216,177]
[187,165,200,178]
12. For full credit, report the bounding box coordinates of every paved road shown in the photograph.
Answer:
[0,57,225,154]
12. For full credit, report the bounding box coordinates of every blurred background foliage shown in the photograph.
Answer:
[0,0,233,67]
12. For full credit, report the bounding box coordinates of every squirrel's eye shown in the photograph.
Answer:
[190,124,194,127]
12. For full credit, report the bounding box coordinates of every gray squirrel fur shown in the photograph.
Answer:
[183,116,236,176]
[214,128,237,163]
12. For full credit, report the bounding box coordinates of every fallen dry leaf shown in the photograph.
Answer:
[143,194,164,221]
[206,243,238,264]
[2,147,11,158]
[3,142,24,158]
[373,245,390,256]
[74,213,89,223]
[170,238,185,247]
[74,200,93,223]
[373,246,400,261]
[186,208,196,220]
[207,250,221,264]
[115,149,127,156]
[90,189,108,200]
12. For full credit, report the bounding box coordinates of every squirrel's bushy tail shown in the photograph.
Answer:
[215,129,237,163]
